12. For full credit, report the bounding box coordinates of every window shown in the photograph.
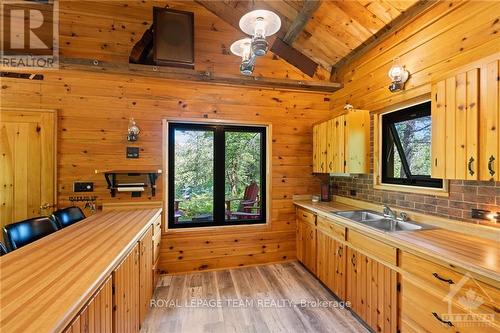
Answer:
[168,123,267,228]
[381,101,443,188]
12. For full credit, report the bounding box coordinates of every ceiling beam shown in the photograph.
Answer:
[195,0,320,78]
[55,57,342,93]
[331,0,438,81]
[282,0,322,45]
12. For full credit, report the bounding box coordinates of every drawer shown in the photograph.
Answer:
[402,277,498,333]
[347,230,397,266]
[152,216,161,236]
[400,251,499,320]
[153,232,161,263]
[297,208,316,226]
[317,216,346,241]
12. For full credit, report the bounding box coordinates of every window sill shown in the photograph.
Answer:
[373,181,449,197]
[164,220,271,234]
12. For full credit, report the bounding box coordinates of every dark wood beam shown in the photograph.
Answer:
[282,0,321,45]
[270,38,318,77]
[58,57,341,93]
[331,0,438,81]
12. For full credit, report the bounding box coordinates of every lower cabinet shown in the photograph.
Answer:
[113,243,141,333]
[316,229,346,300]
[64,276,113,333]
[346,247,398,333]
[296,208,317,274]
[139,227,154,325]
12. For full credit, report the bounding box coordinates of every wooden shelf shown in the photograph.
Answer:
[95,169,162,197]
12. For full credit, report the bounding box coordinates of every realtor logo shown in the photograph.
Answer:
[1,0,59,69]
[439,272,495,328]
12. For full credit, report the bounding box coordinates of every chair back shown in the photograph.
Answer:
[243,182,259,202]
[3,217,59,251]
[0,242,8,256]
[52,206,85,229]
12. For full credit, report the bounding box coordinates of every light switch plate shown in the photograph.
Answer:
[127,147,140,158]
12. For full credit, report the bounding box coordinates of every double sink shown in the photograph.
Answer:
[332,209,436,233]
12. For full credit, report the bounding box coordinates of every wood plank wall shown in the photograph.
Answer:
[1,1,333,273]
[329,0,500,114]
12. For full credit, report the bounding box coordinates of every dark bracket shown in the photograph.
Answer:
[103,172,159,197]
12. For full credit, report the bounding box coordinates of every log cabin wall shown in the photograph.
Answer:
[0,1,332,274]
[328,1,500,224]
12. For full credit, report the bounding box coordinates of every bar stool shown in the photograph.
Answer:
[3,217,59,251]
[51,206,85,229]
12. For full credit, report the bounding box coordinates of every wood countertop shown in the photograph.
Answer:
[0,208,162,333]
[294,200,500,286]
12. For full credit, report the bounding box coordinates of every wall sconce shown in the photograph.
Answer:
[127,118,140,142]
[388,57,409,92]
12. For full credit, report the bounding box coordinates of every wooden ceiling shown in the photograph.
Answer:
[197,0,422,77]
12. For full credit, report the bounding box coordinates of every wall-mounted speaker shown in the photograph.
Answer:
[153,7,194,69]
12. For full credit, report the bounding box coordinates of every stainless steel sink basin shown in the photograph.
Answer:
[332,209,435,232]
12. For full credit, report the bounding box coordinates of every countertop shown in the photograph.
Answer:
[294,200,500,285]
[0,208,162,333]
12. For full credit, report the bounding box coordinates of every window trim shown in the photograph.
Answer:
[373,97,449,197]
[162,119,272,232]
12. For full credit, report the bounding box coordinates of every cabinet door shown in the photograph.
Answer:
[317,230,346,299]
[318,121,328,173]
[345,110,370,173]
[327,116,346,173]
[432,69,480,180]
[312,124,319,173]
[113,243,140,333]
[480,60,499,181]
[296,217,304,263]
[302,222,316,274]
[139,227,153,326]
[64,276,113,333]
[346,247,398,333]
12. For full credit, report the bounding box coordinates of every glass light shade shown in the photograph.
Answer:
[230,38,252,61]
[239,9,281,37]
[388,57,409,83]
[127,118,140,141]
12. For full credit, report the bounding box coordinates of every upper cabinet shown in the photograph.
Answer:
[431,68,479,180]
[313,109,370,174]
[480,60,499,181]
[431,58,500,181]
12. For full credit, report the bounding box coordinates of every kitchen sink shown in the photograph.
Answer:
[332,209,436,232]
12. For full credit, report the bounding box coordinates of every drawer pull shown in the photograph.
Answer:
[432,312,453,327]
[432,272,454,284]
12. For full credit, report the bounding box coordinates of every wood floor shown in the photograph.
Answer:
[141,261,369,333]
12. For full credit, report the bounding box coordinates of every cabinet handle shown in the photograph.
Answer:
[435,158,438,167]
[468,157,475,176]
[351,255,356,266]
[337,246,343,257]
[329,161,333,170]
[432,272,454,284]
[488,155,496,176]
[432,312,454,327]
[321,162,324,171]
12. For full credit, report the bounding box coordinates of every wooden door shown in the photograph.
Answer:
[139,227,153,326]
[431,69,480,180]
[345,110,370,174]
[317,229,346,299]
[312,124,319,172]
[480,60,499,181]
[113,243,140,333]
[302,222,316,274]
[64,276,113,333]
[0,109,56,238]
[346,247,398,333]
[317,121,328,173]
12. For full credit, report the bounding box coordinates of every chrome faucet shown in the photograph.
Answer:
[383,205,397,219]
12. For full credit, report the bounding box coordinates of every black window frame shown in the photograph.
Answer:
[168,122,267,229]
[381,101,443,189]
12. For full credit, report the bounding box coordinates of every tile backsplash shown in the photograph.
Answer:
[331,174,500,225]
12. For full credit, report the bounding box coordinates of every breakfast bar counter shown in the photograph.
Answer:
[0,208,162,333]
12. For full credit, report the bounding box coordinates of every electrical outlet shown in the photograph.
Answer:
[127,147,140,158]
[350,189,357,196]
[74,182,94,192]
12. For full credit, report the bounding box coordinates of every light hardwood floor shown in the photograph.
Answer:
[141,261,369,333]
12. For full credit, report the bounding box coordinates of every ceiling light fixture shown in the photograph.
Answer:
[388,57,410,92]
[230,38,256,75]
[230,9,281,75]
